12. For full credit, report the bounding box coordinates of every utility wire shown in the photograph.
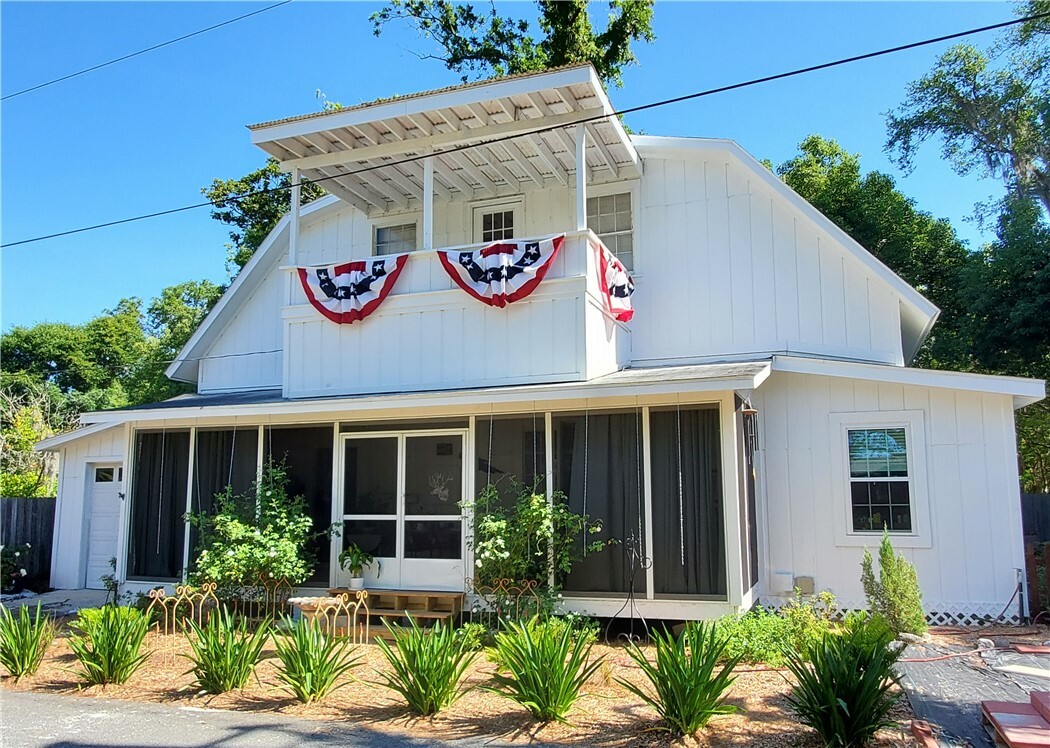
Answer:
[2,1,292,101]
[3,11,1046,249]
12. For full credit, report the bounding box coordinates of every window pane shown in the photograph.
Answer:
[405,520,462,559]
[344,519,396,558]
[404,436,462,515]
[128,431,190,580]
[344,437,397,515]
[850,480,912,532]
[190,428,259,563]
[95,467,114,482]
[474,416,547,505]
[376,223,417,255]
[848,428,908,478]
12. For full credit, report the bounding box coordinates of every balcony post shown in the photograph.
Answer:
[423,155,434,251]
[575,123,587,231]
[287,166,302,304]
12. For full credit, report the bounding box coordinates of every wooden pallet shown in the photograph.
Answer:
[327,588,465,637]
[981,692,1050,748]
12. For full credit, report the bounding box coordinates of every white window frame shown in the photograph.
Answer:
[829,411,931,548]
[372,216,420,256]
[585,180,641,274]
[471,198,523,243]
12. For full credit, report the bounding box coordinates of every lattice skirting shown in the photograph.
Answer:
[759,596,1021,626]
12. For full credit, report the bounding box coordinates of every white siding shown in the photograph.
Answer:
[51,426,126,590]
[755,372,1025,622]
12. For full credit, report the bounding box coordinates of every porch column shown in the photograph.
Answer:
[423,155,434,251]
[575,124,587,231]
[287,166,302,304]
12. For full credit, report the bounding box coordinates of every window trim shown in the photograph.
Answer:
[372,215,420,256]
[586,180,641,275]
[471,198,523,243]
[829,411,931,548]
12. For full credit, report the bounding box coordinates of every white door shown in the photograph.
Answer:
[339,431,467,591]
[85,464,122,590]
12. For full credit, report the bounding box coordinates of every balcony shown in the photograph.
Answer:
[281,230,630,399]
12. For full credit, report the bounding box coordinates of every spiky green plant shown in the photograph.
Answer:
[273,615,362,703]
[374,616,477,715]
[619,622,740,735]
[184,607,270,693]
[487,616,604,722]
[0,602,55,681]
[861,530,927,636]
[785,613,903,747]
[69,605,150,686]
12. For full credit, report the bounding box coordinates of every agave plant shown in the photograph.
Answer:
[0,602,55,681]
[374,616,477,715]
[619,622,740,735]
[273,615,362,703]
[487,616,604,722]
[69,605,150,686]
[184,607,271,693]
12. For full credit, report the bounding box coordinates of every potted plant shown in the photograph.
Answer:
[339,543,379,590]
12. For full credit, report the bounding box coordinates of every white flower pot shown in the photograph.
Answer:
[348,576,365,590]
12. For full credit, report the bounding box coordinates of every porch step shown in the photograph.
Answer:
[367,607,455,620]
[328,588,465,617]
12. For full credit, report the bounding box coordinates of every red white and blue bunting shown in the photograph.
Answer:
[437,234,565,308]
[297,254,408,324]
[594,239,635,322]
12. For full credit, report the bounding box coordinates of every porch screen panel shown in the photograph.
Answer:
[190,428,258,560]
[474,416,547,506]
[127,430,190,581]
[266,426,333,586]
[650,408,726,597]
[553,412,644,594]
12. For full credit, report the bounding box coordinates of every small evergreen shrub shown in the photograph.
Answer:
[861,530,927,636]
[0,602,55,681]
[374,616,477,715]
[785,613,903,747]
[273,616,361,704]
[69,605,150,686]
[619,622,739,736]
[184,607,270,693]
[712,590,835,667]
[487,616,604,722]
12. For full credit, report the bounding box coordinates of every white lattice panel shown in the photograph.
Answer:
[758,596,1021,626]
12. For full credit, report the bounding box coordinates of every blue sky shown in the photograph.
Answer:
[1,1,1009,330]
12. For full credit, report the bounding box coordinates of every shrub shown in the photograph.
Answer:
[620,622,739,736]
[456,621,491,651]
[374,616,477,715]
[1,543,32,592]
[184,607,271,693]
[0,602,55,681]
[861,530,927,636]
[273,616,361,704]
[69,605,150,686]
[785,613,903,747]
[712,591,835,667]
[488,616,604,722]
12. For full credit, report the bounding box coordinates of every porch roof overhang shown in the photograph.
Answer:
[78,361,772,426]
[248,64,641,215]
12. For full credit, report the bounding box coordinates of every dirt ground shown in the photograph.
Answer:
[0,624,926,747]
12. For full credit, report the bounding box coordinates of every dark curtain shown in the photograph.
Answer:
[266,426,333,586]
[474,416,547,506]
[190,429,258,559]
[650,408,726,597]
[555,412,644,594]
[128,431,190,580]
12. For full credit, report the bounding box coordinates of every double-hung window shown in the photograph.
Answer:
[847,427,912,533]
[587,192,634,270]
[375,222,417,255]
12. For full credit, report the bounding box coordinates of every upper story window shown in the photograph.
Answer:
[587,192,633,270]
[847,427,912,533]
[375,222,417,255]
[473,200,521,243]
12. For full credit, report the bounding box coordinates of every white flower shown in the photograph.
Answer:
[265,491,272,497]
[475,559,483,568]
[268,550,277,557]
[24,543,30,549]
[226,550,235,557]
[13,552,19,558]
[19,569,27,577]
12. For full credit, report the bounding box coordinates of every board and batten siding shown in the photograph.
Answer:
[50,425,126,590]
[755,371,1024,622]
[629,149,904,368]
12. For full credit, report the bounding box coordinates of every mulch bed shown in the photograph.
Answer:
[1,626,918,747]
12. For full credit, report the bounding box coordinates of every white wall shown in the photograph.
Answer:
[50,426,126,590]
[755,371,1025,622]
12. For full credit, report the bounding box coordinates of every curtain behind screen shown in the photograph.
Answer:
[650,408,726,597]
[190,429,258,560]
[555,412,644,594]
[128,430,190,580]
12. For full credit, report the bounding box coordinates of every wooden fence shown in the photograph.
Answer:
[1021,493,1050,543]
[1,497,55,590]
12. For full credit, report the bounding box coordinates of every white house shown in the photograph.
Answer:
[39,64,1044,623]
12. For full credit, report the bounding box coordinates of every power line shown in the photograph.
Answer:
[2,1,292,101]
[3,11,1045,249]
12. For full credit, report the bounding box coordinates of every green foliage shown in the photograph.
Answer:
[455,621,491,650]
[374,616,478,715]
[464,481,608,588]
[0,603,55,681]
[338,543,378,577]
[1,543,33,591]
[370,0,654,87]
[184,607,271,694]
[619,622,739,736]
[69,605,151,686]
[188,461,318,591]
[273,616,362,703]
[712,590,836,667]
[861,531,927,636]
[487,616,604,722]
[785,613,903,748]
[203,158,324,273]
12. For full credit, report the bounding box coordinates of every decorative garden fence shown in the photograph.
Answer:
[288,590,371,644]
[466,578,545,628]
